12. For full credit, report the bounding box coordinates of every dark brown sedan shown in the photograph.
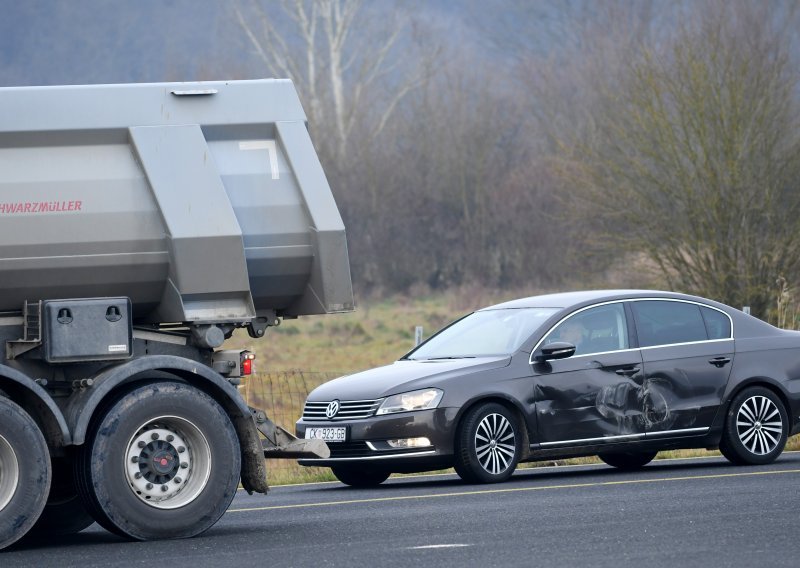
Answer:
[297,290,799,486]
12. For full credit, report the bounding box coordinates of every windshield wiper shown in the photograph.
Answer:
[425,356,477,360]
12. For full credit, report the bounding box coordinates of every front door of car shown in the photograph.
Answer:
[531,302,647,447]
[630,300,734,437]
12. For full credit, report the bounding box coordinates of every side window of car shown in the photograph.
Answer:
[632,301,708,347]
[545,303,629,356]
[700,306,732,339]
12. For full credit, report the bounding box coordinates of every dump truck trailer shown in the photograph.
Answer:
[0,79,353,548]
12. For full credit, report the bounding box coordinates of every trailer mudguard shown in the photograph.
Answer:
[0,363,72,446]
[64,355,268,493]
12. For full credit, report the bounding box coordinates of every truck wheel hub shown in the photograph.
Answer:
[125,416,211,509]
[139,442,180,481]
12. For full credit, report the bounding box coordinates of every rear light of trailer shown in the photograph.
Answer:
[241,351,255,375]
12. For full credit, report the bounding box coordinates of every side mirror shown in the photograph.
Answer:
[533,341,576,363]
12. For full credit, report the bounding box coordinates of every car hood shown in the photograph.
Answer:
[307,356,511,401]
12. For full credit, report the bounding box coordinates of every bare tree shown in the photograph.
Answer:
[568,1,800,317]
[449,1,676,289]
[231,0,433,162]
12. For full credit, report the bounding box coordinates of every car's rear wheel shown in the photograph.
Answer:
[454,402,522,484]
[720,387,788,465]
[598,451,658,470]
[331,467,390,487]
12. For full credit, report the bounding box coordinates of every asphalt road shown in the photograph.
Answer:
[6,453,800,567]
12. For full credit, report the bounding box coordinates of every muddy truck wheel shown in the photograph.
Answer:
[75,382,241,540]
[0,397,51,550]
[30,457,95,536]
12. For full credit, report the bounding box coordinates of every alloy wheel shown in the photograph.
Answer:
[474,413,516,475]
[736,395,783,455]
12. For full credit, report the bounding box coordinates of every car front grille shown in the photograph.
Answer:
[302,399,383,421]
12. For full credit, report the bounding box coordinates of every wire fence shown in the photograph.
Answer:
[241,370,342,484]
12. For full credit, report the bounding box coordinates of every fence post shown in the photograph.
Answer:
[414,326,424,346]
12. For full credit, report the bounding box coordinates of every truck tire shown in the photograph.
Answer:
[30,457,95,536]
[75,382,241,540]
[0,397,51,550]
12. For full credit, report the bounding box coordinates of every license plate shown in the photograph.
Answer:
[304,427,347,443]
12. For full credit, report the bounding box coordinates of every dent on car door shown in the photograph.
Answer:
[532,302,647,446]
[631,300,734,437]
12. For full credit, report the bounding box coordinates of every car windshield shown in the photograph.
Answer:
[405,307,560,360]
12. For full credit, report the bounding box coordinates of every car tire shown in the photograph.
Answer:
[331,467,390,487]
[0,397,51,550]
[29,457,95,536]
[720,386,788,465]
[454,402,522,484]
[598,451,658,470]
[74,381,241,540]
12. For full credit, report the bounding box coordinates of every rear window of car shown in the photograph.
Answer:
[700,306,732,339]
[632,300,709,347]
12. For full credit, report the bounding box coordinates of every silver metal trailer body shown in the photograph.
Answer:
[0,79,353,323]
[0,80,350,549]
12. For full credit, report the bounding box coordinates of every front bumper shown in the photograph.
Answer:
[295,407,459,470]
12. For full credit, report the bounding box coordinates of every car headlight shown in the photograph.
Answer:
[376,388,444,415]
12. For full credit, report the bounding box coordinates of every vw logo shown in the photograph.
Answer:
[325,400,340,419]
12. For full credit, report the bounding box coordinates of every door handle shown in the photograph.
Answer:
[614,366,640,377]
[708,357,731,368]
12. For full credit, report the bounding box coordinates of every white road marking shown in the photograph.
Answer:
[409,544,472,550]
[252,451,800,490]
[229,468,800,512]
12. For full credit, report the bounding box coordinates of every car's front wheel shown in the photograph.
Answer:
[454,402,522,484]
[331,467,390,487]
[720,387,788,465]
[598,451,658,470]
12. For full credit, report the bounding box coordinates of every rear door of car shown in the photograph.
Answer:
[630,299,734,439]
[531,302,647,448]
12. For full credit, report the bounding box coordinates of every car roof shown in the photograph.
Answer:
[479,289,785,340]
[481,289,708,310]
